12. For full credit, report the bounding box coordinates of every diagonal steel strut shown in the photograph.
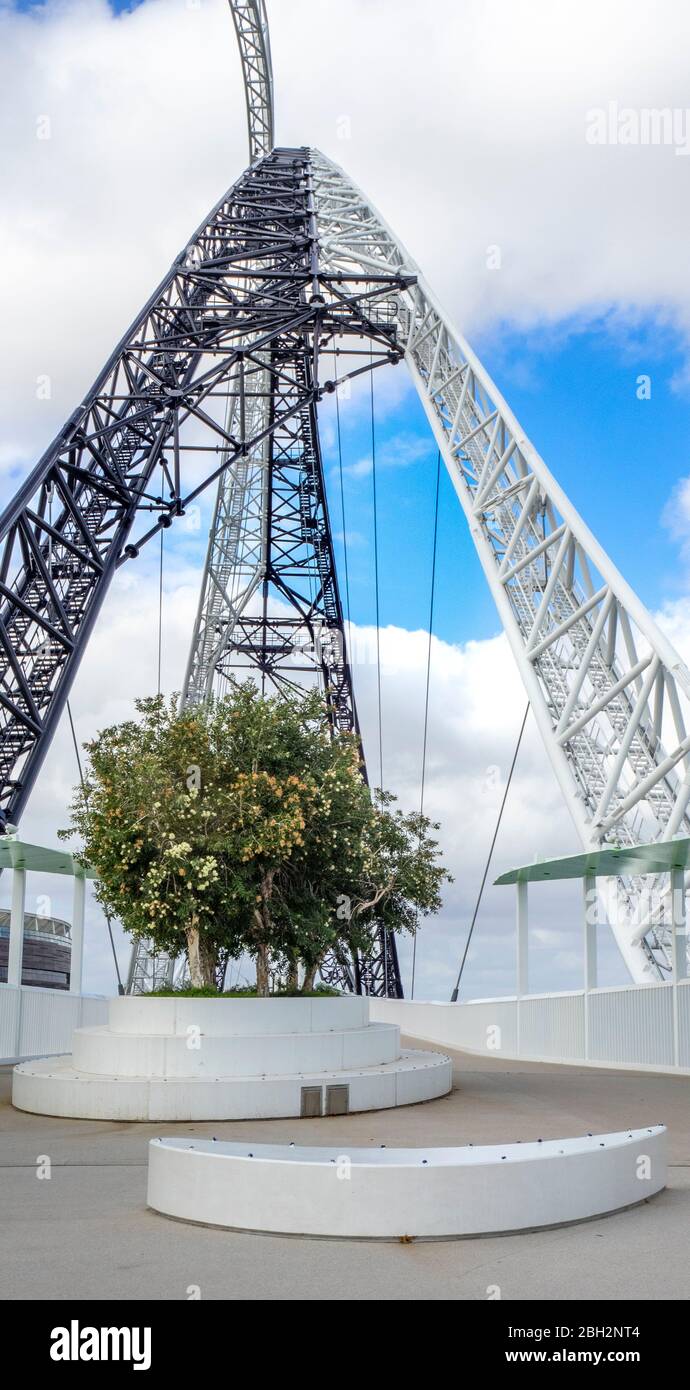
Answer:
[0,147,407,995]
[310,148,690,983]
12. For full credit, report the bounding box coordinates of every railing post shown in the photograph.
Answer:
[70,873,86,995]
[516,879,528,1056]
[583,872,597,1061]
[671,865,687,1068]
[7,866,26,989]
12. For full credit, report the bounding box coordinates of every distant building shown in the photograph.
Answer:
[0,912,71,990]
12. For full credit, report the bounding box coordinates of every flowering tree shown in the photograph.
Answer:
[62,683,450,993]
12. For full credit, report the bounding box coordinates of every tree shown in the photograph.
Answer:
[62,682,450,992]
[269,789,450,992]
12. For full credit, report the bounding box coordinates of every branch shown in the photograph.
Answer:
[351,875,397,919]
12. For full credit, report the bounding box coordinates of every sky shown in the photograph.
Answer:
[2,0,690,1000]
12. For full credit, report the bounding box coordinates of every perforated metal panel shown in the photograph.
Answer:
[325,1084,349,1116]
[300,1086,322,1118]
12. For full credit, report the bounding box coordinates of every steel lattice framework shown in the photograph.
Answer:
[182,336,368,732]
[160,1,404,998]
[229,0,274,162]
[0,128,405,995]
[0,147,407,808]
[310,152,690,982]
[3,0,690,993]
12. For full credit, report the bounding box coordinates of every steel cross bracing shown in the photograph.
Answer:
[183,343,363,725]
[180,170,405,997]
[311,150,690,983]
[0,149,412,823]
[126,942,188,995]
[228,0,274,163]
[178,7,401,995]
[0,145,405,995]
[182,369,270,707]
[186,2,277,713]
[184,2,276,708]
[180,331,404,998]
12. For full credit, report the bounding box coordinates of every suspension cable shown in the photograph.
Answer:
[369,356,388,994]
[157,524,164,699]
[450,701,530,1003]
[410,450,441,999]
[369,357,383,792]
[66,700,85,788]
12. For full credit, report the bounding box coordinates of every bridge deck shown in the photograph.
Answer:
[1,1039,689,1301]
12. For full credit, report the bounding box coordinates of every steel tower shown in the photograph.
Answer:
[2,0,690,988]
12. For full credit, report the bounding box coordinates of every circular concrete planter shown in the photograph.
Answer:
[107,994,369,1036]
[13,1048,452,1121]
[12,994,453,1121]
[71,1021,401,1078]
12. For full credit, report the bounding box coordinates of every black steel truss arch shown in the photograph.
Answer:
[210,344,362,736]
[0,147,409,996]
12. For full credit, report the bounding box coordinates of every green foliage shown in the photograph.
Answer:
[61,682,451,991]
[146,984,342,998]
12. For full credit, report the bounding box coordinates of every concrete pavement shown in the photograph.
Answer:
[2,1041,689,1300]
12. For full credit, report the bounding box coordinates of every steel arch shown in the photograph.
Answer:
[228,0,274,162]
[310,149,690,983]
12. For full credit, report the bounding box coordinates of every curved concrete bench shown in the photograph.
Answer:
[147,1126,667,1238]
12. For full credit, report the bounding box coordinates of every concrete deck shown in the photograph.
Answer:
[2,1039,689,1301]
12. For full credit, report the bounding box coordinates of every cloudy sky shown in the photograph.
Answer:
[2,0,690,999]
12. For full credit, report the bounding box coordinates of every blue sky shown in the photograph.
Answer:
[318,318,690,648]
[4,0,690,1000]
[7,1,690,658]
[96,307,690,692]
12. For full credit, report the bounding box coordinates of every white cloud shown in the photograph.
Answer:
[344,431,434,480]
[7,557,629,1001]
[654,594,690,663]
[270,0,690,355]
[2,0,689,1002]
[3,0,690,470]
[662,475,690,543]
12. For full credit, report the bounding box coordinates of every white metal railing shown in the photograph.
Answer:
[0,839,107,1061]
[0,986,107,1064]
[371,979,690,1074]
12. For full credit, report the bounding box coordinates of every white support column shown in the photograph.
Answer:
[671,865,687,1067]
[7,867,26,988]
[584,872,595,1056]
[70,873,86,996]
[516,880,528,1056]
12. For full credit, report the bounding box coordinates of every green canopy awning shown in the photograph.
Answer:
[494,837,690,886]
[0,838,96,879]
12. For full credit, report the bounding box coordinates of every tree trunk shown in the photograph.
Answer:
[199,934,218,989]
[301,953,324,994]
[287,960,299,993]
[255,942,269,997]
[185,922,217,989]
[253,869,275,998]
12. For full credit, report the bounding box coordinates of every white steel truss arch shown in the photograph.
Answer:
[310,149,690,984]
[177,6,689,988]
[182,368,269,706]
[228,0,274,163]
